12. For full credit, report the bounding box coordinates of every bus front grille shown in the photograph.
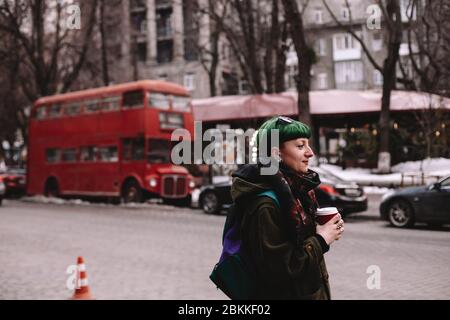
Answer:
[162,175,187,198]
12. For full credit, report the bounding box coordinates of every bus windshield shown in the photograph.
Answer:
[147,139,172,164]
[147,92,190,112]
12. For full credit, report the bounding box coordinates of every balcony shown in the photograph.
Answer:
[156,0,172,10]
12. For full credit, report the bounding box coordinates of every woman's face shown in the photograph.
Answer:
[279,138,314,174]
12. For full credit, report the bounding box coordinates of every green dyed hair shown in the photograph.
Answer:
[257,116,311,149]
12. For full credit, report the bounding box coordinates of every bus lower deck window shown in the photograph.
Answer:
[99,146,118,162]
[46,148,61,163]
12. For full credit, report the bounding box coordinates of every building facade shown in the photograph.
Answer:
[109,0,418,98]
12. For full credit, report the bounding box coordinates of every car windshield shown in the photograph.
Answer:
[441,176,450,188]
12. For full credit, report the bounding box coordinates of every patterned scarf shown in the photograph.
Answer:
[265,162,321,245]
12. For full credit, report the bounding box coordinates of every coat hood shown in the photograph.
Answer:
[231,165,271,203]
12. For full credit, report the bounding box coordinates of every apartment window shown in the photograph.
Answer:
[400,0,416,22]
[318,38,327,56]
[373,70,383,86]
[157,40,173,63]
[156,8,173,38]
[334,60,363,84]
[334,33,357,50]
[341,7,350,21]
[184,73,196,91]
[372,32,383,51]
[158,74,168,82]
[131,11,147,35]
[317,73,328,89]
[314,10,323,24]
[137,42,147,62]
[239,80,250,94]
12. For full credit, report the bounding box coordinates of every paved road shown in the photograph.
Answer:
[0,195,449,300]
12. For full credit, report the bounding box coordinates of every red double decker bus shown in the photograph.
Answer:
[27,80,195,205]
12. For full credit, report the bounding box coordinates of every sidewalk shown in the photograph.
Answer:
[319,158,450,188]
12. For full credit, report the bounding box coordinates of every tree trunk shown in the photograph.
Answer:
[281,0,317,152]
[100,0,110,86]
[377,0,402,173]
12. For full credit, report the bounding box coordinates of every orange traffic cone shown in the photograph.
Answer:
[71,256,93,300]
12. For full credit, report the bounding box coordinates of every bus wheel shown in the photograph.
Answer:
[122,180,143,203]
[44,178,60,198]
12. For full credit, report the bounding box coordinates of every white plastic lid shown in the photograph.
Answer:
[316,207,338,215]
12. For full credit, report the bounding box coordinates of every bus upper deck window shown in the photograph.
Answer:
[101,96,120,112]
[172,96,190,112]
[48,104,62,118]
[148,92,170,110]
[85,99,101,113]
[64,103,81,116]
[123,90,144,109]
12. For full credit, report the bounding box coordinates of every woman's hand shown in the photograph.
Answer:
[316,214,345,245]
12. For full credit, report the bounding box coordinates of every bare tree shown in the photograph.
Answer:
[401,0,450,97]
[191,0,228,97]
[412,94,449,160]
[207,0,289,94]
[323,0,402,173]
[280,0,317,148]
[0,0,99,144]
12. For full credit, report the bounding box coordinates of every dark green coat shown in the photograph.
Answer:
[231,176,331,300]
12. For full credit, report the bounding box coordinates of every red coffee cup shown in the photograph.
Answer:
[316,207,339,225]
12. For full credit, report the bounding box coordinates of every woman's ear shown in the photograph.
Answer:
[271,146,281,162]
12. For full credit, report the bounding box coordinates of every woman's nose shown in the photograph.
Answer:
[305,146,314,158]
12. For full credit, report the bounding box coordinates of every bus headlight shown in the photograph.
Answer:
[149,178,158,188]
[189,181,195,189]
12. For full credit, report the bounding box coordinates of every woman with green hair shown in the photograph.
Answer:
[230,116,345,299]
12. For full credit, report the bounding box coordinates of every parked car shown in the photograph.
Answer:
[380,175,450,228]
[0,176,5,205]
[0,167,27,198]
[198,167,368,215]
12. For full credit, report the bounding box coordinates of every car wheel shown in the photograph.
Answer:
[388,199,415,228]
[122,180,143,203]
[201,191,221,215]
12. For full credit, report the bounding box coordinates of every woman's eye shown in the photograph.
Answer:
[297,145,305,149]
